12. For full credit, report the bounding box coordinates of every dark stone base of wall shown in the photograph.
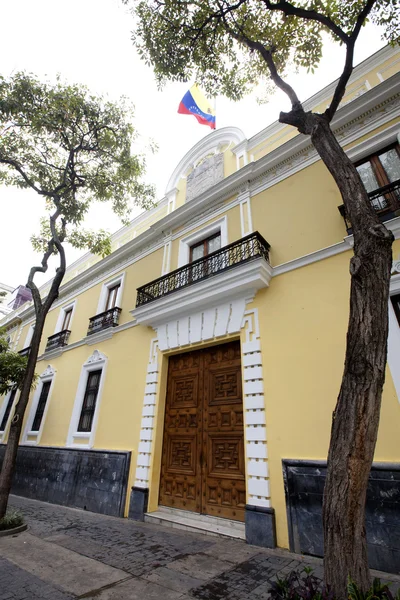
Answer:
[283,459,400,574]
[128,486,149,521]
[0,445,130,517]
[245,504,277,548]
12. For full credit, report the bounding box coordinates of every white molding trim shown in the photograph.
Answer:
[177,216,228,267]
[134,338,159,488]
[22,365,56,445]
[246,45,399,152]
[3,71,399,330]
[66,350,108,449]
[241,308,270,507]
[134,308,271,508]
[23,323,35,349]
[54,300,77,334]
[161,239,172,275]
[36,320,137,362]
[132,258,272,328]
[388,274,400,405]
[239,189,253,237]
[0,388,19,443]
[96,272,126,314]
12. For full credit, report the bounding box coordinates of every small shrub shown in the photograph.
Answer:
[0,509,24,531]
[348,577,400,600]
[268,569,400,600]
[269,568,334,600]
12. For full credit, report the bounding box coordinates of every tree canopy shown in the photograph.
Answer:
[0,329,31,395]
[0,72,155,312]
[128,0,399,120]
[0,73,154,261]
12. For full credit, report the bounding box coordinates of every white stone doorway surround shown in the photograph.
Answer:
[132,301,272,526]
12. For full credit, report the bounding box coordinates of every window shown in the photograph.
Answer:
[356,144,400,212]
[77,369,102,432]
[67,350,107,447]
[105,284,120,311]
[61,308,73,331]
[189,233,222,281]
[0,389,17,432]
[31,381,51,432]
[391,294,400,327]
[177,216,228,268]
[190,232,221,262]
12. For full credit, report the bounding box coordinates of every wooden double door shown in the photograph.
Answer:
[159,341,246,521]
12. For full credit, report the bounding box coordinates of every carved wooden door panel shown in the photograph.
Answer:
[158,350,202,512]
[159,341,245,521]
[202,342,246,521]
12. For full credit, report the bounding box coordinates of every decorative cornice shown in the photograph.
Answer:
[246,44,398,152]
[40,364,56,378]
[2,72,399,328]
[85,349,107,365]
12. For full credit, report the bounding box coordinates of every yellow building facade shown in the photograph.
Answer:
[1,45,400,571]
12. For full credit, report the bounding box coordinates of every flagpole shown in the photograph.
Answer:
[213,95,217,130]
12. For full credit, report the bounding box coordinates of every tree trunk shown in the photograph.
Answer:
[0,310,47,519]
[308,116,393,597]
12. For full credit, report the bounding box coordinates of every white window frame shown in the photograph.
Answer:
[23,322,35,349]
[177,216,228,267]
[67,350,108,448]
[54,300,77,334]
[96,273,125,315]
[0,388,19,443]
[22,365,56,445]
[388,273,400,405]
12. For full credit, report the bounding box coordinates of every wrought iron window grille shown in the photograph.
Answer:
[136,231,270,308]
[87,307,122,335]
[338,179,400,231]
[45,329,71,352]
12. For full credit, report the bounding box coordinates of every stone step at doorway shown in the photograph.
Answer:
[144,506,246,540]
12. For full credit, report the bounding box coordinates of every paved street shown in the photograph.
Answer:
[0,496,399,600]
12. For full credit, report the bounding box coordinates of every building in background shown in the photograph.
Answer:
[1,45,400,572]
[0,283,14,318]
[0,284,32,319]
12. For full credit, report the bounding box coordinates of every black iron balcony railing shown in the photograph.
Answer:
[338,179,400,231]
[45,329,71,352]
[136,231,270,308]
[18,347,31,357]
[87,307,122,335]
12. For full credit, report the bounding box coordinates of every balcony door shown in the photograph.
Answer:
[159,340,246,522]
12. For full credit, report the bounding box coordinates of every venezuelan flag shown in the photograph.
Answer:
[178,84,216,129]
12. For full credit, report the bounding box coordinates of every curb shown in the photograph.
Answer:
[0,523,28,537]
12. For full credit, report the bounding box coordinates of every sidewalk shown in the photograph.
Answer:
[0,496,398,600]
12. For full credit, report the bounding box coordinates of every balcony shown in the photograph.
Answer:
[18,347,31,357]
[132,232,272,327]
[136,232,270,308]
[338,179,400,232]
[45,329,71,353]
[87,307,122,336]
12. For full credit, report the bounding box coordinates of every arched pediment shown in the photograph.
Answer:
[165,127,246,199]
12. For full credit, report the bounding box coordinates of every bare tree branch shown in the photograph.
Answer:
[325,0,378,120]
[216,0,301,107]
[0,157,53,198]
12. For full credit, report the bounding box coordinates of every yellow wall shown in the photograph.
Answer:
[253,250,400,547]
[252,160,345,266]
[2,45,399,541]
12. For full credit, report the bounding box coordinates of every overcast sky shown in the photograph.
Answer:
[0,0,386,289]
